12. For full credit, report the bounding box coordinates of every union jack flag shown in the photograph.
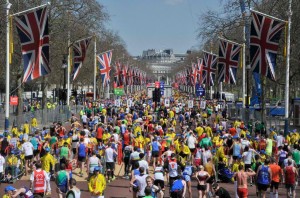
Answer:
[191,63,198,86]
[197,58,204,84]
[122,64,128,85]
[114,61,122,86]
[97,51,112,87]
[127,67,133,85]
[250,11,285,81]
[218,39,242,84]
[71,37,91,80]
[15,6,50,83]
[202,51,218,86]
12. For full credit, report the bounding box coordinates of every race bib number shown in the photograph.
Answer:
[25,190,33,197]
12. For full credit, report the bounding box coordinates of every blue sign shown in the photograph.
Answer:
[196,84,205,97]
[160,81,165,90]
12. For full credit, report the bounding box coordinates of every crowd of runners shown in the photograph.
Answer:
[0,91,299,198]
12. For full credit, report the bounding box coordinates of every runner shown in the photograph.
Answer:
[29,162,51,196]
[284,159,298,198]
[196,165,210,198]
[88,166,106,198]
[256,158,272,198]
[269,157,282,198]
[105,142,118,182]
[233,164,256,198]
[145,175,164,198]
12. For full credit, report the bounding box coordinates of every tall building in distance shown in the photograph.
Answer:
[135,49,188,84]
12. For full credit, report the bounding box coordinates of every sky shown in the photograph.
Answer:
[101,0,221,56]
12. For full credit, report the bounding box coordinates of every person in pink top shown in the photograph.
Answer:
[233,164,256,198]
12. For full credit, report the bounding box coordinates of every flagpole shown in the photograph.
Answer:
[250,9,287,23]
[107,83,110,99]
[5,0,12,130]
[66,30,71,106]
[209,42,213,100]
[10,2,50,17]
[93,36,97,101]
[242,25,246,108]
[284,0,292,136]
[218,37,242,46]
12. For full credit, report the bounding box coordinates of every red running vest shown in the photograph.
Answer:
[285,166,295,184]
[33,170,45,193]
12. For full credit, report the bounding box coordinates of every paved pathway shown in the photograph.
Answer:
[1,162,299,197]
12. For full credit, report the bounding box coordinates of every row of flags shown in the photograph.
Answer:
[11,5,148,87]
[175,9,286,87]
[113,62,148,88]
[10,4,286,89]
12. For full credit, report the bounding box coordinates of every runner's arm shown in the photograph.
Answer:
[11,188,26,198]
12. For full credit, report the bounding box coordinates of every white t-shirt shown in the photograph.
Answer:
[82,115,87,123]
[187,136,196,149]
[0,156,5,172]
[276,135,285,147]
[135,174,148,196]
[105,147,115,162]
[84,137,91,145]
[154,166,164,181]
[89,156,100,173]
[22,141,34,156]
[113,133,119,142]
[241,139,250,149]
[138,160,149,174]
[242,149,254,164]
[83,129,90,137]
[130,151,140,161]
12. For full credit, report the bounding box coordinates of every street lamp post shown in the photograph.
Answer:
[5,0,12,130]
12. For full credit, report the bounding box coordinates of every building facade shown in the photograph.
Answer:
[137,49,187,84]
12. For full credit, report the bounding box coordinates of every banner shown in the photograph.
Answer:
[114,87,124,96]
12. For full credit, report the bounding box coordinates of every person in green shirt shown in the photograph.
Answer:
[50,136,58,147]
[199,133,212,148]
[292,144,300,166]
[265,137,273,156]
[56,163,70,198]
[60,142,70,162]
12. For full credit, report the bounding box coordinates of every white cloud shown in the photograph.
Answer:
[163,0,185,5]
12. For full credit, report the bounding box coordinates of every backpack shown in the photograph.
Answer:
[171,179,183,192]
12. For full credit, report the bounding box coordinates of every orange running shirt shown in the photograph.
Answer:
[269,164,282,182]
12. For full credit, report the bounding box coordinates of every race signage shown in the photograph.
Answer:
[200,100,206,109]
[160,81,165,95]
[127,99,132,107]
[10,96,18,106]
[188,100,193,108]
[165,98,170,107]
[114,99,121,107]
[196,84,205,97]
